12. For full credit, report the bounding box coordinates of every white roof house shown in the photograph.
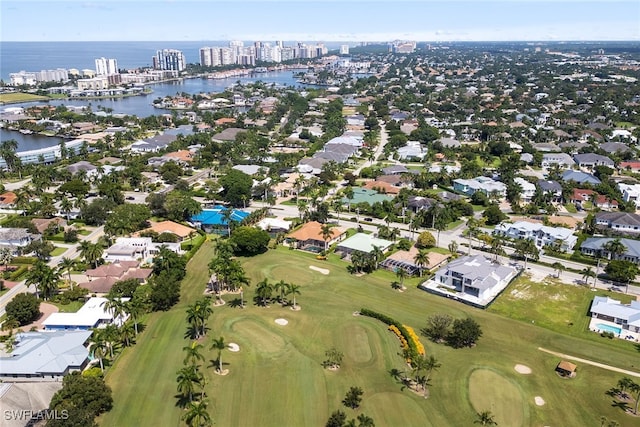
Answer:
[257,218,292,232]
[43,297,129,331]
[397,141,427,160]
[590,296,640,334]
[541,153,575,169]
[104,237,181,262]
[453,177,506,198]
[336,233,393,255]
[420,255,518,307]
[0,330,92,380]
[619,183,640,208]
[494,221,577,252]
[514,178,536,202]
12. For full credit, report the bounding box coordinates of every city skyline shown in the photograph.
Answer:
[2,0,639,42]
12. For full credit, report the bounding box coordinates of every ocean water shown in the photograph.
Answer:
[0,41,344,80]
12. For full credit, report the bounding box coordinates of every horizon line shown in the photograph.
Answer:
[2,39,639,43]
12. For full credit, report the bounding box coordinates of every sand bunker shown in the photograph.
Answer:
[228,343,240,352]
[275,318,289,326]
[514,364,532,374]
[535,396,545,406]
[309,265,329,275]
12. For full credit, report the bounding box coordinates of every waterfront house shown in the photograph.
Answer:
[494,221,577,252]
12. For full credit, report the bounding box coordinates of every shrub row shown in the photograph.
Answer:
[403,325,425,356]
[360,308,419,356]
[8,265,29,281]
[388,325,408,350]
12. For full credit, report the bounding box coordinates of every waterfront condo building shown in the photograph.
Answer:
[95,57,118,76]
[153,49,186,71]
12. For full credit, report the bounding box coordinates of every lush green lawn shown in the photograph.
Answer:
[50,246,67,256]
[102,245,640,427]
[49,300,84,313]
[564,203,578,213]
[489,274,636,354]
[0,92,49,103]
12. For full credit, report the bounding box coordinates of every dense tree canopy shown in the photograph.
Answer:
[219,169,253,208]
[104,204,151,236]
[6,293,40,326]
[229,226,271,256]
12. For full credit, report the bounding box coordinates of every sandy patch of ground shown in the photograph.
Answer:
[514,364,532,374]
[214,369,229,376]
[228,343,240,352]
[535,396,545,406]
[527,270,548,283]
[290,305,301,311]
[275,318,288,326]
[309,265,329,275]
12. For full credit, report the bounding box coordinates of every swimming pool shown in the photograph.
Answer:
[596,323,622,335]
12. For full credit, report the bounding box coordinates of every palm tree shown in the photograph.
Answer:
[0,139,19,174]
[424,355,441,393]
[395,268,408,288]
[119,322,136,347]
[60,197,73,221]
[0,248,13,274]
[551,262,565,278]
[474,410,498,426]
[102,296,127,325]
[580,267,596,286]
[89,333,109,372]
[176,365,202,403]
[58,257,75,288]
[210,336,226,373]
[320,223,335,252]
[25,260,60,300]
[413,250,430,277]
[255,279,273,306]
[629,380,640,415]
[603,238,627,260]
[513,238,537,268]
[286,283,301,308]
[125,299,144,335]
[356,414,375,427]
[182,399,212,427]
[79,241,103,269]
[102,324,119,358]
[183,341,205,367]
[274,279,288,303]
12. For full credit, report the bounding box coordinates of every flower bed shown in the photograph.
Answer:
[360,308,422,360]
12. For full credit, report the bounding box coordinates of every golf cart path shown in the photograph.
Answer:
[538,347,640,378]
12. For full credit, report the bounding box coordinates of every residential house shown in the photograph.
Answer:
[81,261,152,293]
[162,150,194,165]
[232,164,266,176]
[31,217,67,235]
[541,153,575,169]
[532,142,561,152]
[130,134,176,153]
[453,176,507,198]
[256,218,292,235]
[397,141,427,160]
[618,183,640,208]
[136,220,196,242]
[0,227,40,255]
[363,180,400,195]
[286,221,347,251]
[381,246,449,275]
[590,296,640,334]
[382,165,408,175]
[536,180,563,203]
[335,233,393,258]
[420,255,518,306]
[0,330,92,380]
[407,196,438,213]
[596,212,640,234]
[571,189,618,210]
[43,297,129,330]
[573,153,615,169]
[562,170,601,185]
[601,142,630,155]
[619,161,640,173]
[580,237,640,264]
[190,206,250,233]
[514,178,536,202]
[103,237,182,262]
[0,191,17,209]
[494,221,577,252]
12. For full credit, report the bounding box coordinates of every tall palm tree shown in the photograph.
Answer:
[183,341,205,367]
[60,197,73,221]
[0,248,13,274]
[182,399,212,427]
[256,279,273,306]
[274,279,288,303]
[210,336,226,373]
[424,355,441,396]
[89,333,109,372]
[413,250,430,277]
[474,410,498,426]
[102,324,119,359]
[551,262,564,278]
[119,322,136,347]
[603,238,627,260]
[25,260,59,300]
[176,365,202,403]
[395,268,408,287]
[286,283,301,308]
[0,139,19,174]
[125,299,144,335]
[102,296,127,325]
[320,223,335,252]
[58,257,75,288]
[580,267,596,286]
[79,241,103,269]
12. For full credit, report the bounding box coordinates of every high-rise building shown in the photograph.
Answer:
[153,49,186,71]
[200,47,213,66]
[340,45,349,55]
[95,57,118,75]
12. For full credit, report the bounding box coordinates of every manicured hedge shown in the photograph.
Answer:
[360,308,419,355]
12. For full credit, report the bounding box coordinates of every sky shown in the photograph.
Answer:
[1,0,639,42]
